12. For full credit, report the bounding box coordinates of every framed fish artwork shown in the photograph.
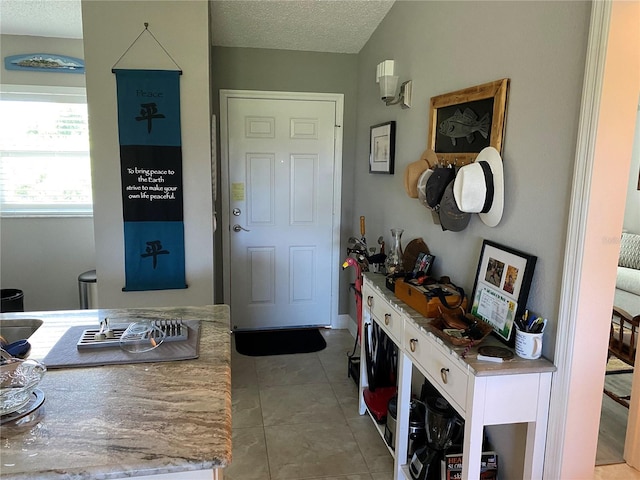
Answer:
[428,79,509,166]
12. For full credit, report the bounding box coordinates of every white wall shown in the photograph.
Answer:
[81,1,214,308]
[1,34,95,311]
[1,217,96,311]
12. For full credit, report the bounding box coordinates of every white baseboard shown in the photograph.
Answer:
[330,314,358,341]
[331,313,349,330]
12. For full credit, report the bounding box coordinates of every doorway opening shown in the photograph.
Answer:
[596,98,640,468]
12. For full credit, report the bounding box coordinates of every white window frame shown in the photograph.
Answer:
[0,85,93,218]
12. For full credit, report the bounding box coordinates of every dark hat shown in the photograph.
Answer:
[425,166,455,210]
[439,180,471,232]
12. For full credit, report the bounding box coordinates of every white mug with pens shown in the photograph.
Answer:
[514,310,546,360]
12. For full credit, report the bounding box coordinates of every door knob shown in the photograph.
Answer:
[232,224,250,232]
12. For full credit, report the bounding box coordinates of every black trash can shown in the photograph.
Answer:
[1,289,24,313]
[78,270,98,309]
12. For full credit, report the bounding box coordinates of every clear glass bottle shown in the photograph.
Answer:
[385,228,404,275]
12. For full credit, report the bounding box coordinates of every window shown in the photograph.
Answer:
[0,86,92,217]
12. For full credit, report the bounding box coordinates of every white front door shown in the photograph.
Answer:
[220,91,343,331]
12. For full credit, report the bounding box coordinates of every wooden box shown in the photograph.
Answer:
[394,279,467,319]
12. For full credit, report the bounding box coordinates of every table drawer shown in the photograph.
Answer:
[367,288,403,343]
[404,319,431,370]
[428,346,468,413]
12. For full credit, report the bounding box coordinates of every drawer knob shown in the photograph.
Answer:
[409,338,418,352]
[367,296,373,307]
[384,313,391,325]
[441,367,449,384]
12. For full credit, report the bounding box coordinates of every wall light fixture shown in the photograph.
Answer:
[376,60,412,108]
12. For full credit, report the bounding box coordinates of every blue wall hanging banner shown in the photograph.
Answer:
[114,69,186,291]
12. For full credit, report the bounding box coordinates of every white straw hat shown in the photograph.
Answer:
[453,146,504,227]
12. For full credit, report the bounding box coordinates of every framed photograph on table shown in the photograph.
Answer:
[369,121,396,174]
[427,78,509,167]
[470,240,537,345]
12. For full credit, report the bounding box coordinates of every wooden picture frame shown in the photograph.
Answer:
[369,121,396,174]
[428,78,509,166]
[470,239,537,345]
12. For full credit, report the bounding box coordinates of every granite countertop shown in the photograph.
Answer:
[363,272,556,376]
[0,305,231,480]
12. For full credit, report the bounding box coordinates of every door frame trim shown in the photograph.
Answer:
[545,1,640,475]
[219,89,344,328]
[544,2,609,475]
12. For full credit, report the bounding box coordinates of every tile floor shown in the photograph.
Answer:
[226,328,640,480]
[227,328,393,480]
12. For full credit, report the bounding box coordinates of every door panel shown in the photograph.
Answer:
[291,154,316,223]
[247,154,274,224]
[290,246,315,302]
[248,247,275,304]
[226,96,337,330]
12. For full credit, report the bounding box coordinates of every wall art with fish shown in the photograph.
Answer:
[428,78,509,167]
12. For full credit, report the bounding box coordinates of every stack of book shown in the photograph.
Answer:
[441,451,498,480]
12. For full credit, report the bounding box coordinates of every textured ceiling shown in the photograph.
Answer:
[210,1,395,53]
[0,0,394,54]
[0,0,84,39]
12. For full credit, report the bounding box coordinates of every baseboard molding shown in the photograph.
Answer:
[332,313,357,338]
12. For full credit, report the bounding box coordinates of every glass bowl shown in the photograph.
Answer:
[0,353,47,416]
[119,321,166,353]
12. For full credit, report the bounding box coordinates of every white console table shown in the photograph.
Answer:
[360,273,556,480]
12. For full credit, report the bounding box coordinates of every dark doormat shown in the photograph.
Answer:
[234,328,327,356]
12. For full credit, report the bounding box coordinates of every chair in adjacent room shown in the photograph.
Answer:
[604,306,639,408]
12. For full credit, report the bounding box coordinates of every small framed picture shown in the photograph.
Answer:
[413,252,435,276]
[369,121,396,174]
[470,240,537,344]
